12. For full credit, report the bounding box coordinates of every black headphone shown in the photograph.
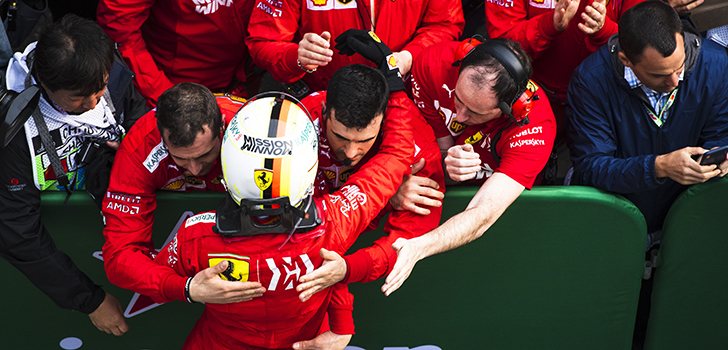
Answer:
[457,38,534,125]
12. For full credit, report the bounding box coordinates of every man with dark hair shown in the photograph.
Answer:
[101,83,269,310]
[324,64,388,130]
[156,85,223,148]
[0,14,146,335]
[379,38,557,295]
[293,65,444,338]
[155,83,224,176]
[567,0,728,236]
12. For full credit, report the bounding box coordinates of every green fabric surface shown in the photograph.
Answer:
[350,186,646,350]
[644,177,728,350]
[0,187,647,349]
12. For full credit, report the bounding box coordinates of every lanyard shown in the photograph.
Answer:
[645,88,678,128]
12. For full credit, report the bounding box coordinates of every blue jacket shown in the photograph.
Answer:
[568,33,728,232]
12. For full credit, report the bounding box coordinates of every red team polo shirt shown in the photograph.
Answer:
[302,91,444,283]
[246,0,464,91]
[411,42,556,189]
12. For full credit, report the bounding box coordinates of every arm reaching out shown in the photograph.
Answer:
[382,172,525,296]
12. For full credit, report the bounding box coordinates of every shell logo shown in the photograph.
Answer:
[388,55,398,70]
[162,178,185,191]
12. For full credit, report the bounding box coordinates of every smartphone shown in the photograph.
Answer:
[699,145,728,166]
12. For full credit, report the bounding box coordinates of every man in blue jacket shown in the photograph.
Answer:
[567,0,728,236]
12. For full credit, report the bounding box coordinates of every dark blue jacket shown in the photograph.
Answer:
[568,33,728,232]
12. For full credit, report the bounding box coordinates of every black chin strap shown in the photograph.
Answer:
[214,194,321,238]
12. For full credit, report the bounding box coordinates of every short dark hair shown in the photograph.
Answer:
[619,1,683,63]
[459,39,532,106]
[325,64,388,129]
[34,14,113,96]
[157,83,222,147]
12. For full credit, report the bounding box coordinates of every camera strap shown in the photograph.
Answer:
[103,88,116,120]
[30,105,72,200]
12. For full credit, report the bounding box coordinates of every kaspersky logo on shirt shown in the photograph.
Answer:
[193,0,233,15]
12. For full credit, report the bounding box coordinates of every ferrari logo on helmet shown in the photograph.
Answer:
[312,0,327,5]
[254,169,273,191]
[368,31,381,43]
[209,255,250,282]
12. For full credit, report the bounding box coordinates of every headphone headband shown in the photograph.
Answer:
[477,40,529,104]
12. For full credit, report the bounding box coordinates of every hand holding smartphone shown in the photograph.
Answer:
[697,145,728,166]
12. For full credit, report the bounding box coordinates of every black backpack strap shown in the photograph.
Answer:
[29,105,72,199]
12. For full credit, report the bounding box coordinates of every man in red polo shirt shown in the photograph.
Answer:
[381,38,557,295]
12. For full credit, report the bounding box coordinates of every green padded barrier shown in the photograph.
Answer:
[644,177,728,350]
[0,192,217,349]
[349,186,646,350]
[0,187,646,349]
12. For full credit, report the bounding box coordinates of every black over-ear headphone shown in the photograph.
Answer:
[458,39,535,125]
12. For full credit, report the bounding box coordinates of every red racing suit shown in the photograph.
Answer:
[101,96,244,303]
[153,113,414,350]
[102,93,413,335]
[301,91,444,283]
[411,42,556,189]
[246,0,464,92]
[97,0,255,105]
[485,0,643,112]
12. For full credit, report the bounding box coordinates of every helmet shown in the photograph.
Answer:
[221,93,318,209]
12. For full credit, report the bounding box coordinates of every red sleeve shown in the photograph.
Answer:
[97,0,174,105]
[495,86,556,189]
[402,0,464,59]
[101,117,187,303]
[585,0,644,51]
[344,103,445,283]
[327,284,355,335]
[323,91,414,251]
[411,62,450,139]
[314,93,415,342]
[245,0,306,84]
[153,229,199,301]
[485,0,560,60]
[153,220,211,302]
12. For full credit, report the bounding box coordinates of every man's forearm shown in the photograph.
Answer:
[413,172,524,259]
[414,205,491,259]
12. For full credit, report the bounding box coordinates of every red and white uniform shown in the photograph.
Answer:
[486,0,643,106]
[97,0,255,105]
[301,91,444,282]
[411,42,556,189]
[101,96,244,303]
[154,113,414,350]
[246,0,464,92]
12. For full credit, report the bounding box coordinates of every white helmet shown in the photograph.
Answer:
[221,94,318,209]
